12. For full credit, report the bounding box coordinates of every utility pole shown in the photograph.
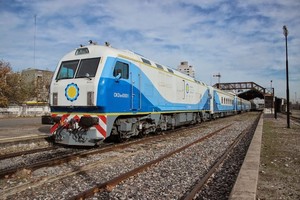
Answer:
[283,25,290,128]
[213,73,221,89]
[34,14,37,68]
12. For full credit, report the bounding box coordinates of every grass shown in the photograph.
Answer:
[257,117,300,199]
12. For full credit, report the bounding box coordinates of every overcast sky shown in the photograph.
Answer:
[0,0,299,100]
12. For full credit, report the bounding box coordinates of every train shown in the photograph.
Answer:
[49,42,251,146]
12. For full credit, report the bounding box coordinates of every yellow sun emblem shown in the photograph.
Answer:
[65,83,79,102]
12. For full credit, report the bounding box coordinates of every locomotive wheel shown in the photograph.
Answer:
[106,125,123,143]
[138,131,145,138]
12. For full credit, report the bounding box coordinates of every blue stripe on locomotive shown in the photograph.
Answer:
[97,57,210,113]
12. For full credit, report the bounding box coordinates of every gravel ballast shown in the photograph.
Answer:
[0,112,260,200]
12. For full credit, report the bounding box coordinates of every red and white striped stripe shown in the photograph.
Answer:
[50,113,70,133]
[95,115,107,138]
[50,114,107,138]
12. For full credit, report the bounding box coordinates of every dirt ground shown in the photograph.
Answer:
[257,112,300,199]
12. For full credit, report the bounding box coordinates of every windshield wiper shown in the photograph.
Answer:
[83,73,92,80]
[56,77,72,82]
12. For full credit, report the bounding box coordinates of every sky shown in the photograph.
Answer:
[0,0,299,101]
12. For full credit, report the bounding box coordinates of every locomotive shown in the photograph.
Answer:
[49,42,250,146]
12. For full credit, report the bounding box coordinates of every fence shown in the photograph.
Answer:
[0,105,50,118]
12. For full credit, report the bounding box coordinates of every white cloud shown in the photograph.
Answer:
[0,0,299,98]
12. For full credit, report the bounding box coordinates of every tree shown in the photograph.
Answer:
[0,60,38,107]
[0,60,50,106]
[5,72,32,105]
[0,60,12,107]
[19,79,37,102]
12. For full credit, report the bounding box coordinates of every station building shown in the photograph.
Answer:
[21,68,54,103]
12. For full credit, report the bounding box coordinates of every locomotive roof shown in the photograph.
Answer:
[62,43,207,86]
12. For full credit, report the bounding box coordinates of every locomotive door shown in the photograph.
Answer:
[130,70,141,111]
[113,59,132,112]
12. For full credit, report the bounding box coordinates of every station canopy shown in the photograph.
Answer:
[213,82,273,101]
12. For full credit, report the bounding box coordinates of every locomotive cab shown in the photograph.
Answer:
[50,44,107,146]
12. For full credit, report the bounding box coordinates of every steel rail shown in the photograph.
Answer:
[277,113,300,126]
[180,113,261,200]
[68,123,234,200]
[0,146,57,160]
[0,124,203,179]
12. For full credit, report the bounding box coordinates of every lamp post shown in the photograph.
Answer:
[270,80,273,114]
[283,25,290,128]
[213,73,221,88]
[270,80,272,90]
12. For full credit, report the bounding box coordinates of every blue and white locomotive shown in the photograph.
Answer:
[49,42,250,146]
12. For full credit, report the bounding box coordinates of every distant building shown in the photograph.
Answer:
[21,68,54,103]
[177,61,195,78]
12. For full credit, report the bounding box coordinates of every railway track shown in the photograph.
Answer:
[0,116,234,179]
[290,115,300,125]
[1,112,260,199]
[0,146,57,160]
[71,113,260,199]
[0,119,228,198]
[69,124,235,200]
[0,127,194,179]
[0,135,52,156]
[181,114,260,199]
[0,145,102,179]
[0,135,50,145]
[277,113,300,126]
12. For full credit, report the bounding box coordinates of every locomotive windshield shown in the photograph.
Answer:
[56,57,100,80]
[76,58,100,78]
[56,60,79,80]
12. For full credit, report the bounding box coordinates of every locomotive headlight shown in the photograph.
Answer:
[87,91,94,106]
[53,93,58,106]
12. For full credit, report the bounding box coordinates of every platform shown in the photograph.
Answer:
[230,111,300,199]
[229,114,263,199]
[0,117,51,142]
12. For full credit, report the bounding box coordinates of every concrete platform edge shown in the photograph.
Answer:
[229,114,263,200]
